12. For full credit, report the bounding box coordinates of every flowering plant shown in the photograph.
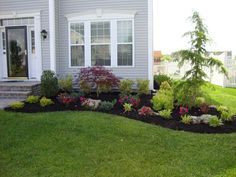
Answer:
[138,106,154,116]
[118,95,140,108]
[57,93,76,107]
[179,106,189,116]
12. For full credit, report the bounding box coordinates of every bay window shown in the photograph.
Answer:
[69,19,134,67]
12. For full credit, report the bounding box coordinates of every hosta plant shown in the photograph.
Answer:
[123,103,133,113]
[40,97,54,107]
[209,116,223,127]
[10,101,24,110]
[26,95,40,104]
[159,109,172,119]
[181,115,192,125]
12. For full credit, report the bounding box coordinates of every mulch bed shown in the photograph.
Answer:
[5,92,236,134]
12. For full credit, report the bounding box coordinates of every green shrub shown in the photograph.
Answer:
[174,80,201,108]
[79,80,91,94]
[119,79,134,95]
[217,106,229,113]
[221,111,233,122]
[26,95,40,104]
[209,116,223,127]
[41,70,59,97]
[154,74,172,86]
[98,100,116,111]
[40,97,54,107]
[123,103,132,113]
[70,91,84,99]
[10,101,24,110]
[159,109,172,119]
[181,115,192,124]
[58,75,73,92]
[136,79,149,95]
[195,97,206,107]
[152,82,174,111]
[159,81,172,90]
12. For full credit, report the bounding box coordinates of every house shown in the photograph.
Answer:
[153,50,162,64]
[0,0,153,89]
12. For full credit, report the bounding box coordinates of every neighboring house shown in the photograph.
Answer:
[0,0,153,89]
[153,50,162,64]
[154,51,236,87]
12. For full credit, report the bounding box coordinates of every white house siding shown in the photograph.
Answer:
[0,0,51,70]
[56,0,149,80]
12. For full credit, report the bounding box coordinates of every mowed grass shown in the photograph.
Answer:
[0,111,236,177]
[203,84,236,113]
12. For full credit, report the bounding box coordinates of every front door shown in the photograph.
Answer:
[6,26,28,78]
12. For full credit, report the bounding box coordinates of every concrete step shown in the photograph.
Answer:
[0,82,40,91]
[0,91,31,99]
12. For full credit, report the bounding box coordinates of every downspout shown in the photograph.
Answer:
[49,0,56,72]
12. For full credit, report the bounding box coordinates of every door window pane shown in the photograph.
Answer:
[31,30,35,54]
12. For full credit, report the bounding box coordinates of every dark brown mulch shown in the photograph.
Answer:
[4,92,236,134]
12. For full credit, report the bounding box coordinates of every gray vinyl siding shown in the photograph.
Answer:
[57,0,149,80]
[0,0,50,70]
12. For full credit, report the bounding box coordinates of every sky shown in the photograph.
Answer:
[153,0,236,56]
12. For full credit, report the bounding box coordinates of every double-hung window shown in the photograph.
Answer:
[117,20,133,66]
[69,19,134,67]
[91,21,111,66]
[70,23,85,66]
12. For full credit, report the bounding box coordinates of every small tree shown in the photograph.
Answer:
[173,11,228,106]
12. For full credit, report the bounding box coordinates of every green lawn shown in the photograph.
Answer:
[1,111,236,177]
[203,84,236,113]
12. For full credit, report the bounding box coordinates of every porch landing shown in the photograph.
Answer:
[0,82,41,108]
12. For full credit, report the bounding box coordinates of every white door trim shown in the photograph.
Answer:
[0,11,42,81]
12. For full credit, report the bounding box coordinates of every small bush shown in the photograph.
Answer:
[159,109,172,119]
[154,74,172,86]
[119,79,134,95]
[10,101,24,110]
[41,70,59,97]
[195,97,206,107]
[209,116,223,127]
[152,82,174,111]
[57,93,76,107]
[181,115,192,124]
[78,66,120,97]
[159,81,172,91]
[123,103,132,113]
[136,79,149,95]
[138,106,154,116]
[217,106,229,113]
[26,95,40,104]
[40,97,54,107]
[58,75,73,92]
[221,111,233,122]
[70,92,84,99]
[79,80,91,94]
[98,100,116,111]
[118,95,140,108]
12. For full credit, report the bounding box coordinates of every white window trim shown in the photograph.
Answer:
[68,17,135,68]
